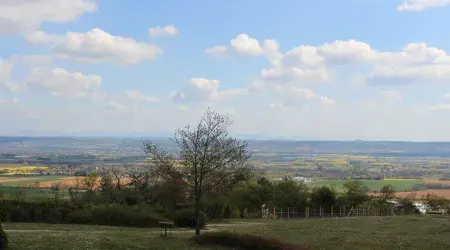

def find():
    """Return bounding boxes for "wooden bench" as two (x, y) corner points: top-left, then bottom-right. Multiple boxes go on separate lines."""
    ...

(158, 221), (174, 237)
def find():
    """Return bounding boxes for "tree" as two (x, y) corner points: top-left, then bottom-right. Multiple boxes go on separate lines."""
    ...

(379, 184), (395, 201)
(83, 172), (98, 192)
(310, 186), (337, 207)
(424, 193), (449, 211)
(273, 176), (309, 208)
(143, 108), (251, 235)
(343, 180), (369, 206)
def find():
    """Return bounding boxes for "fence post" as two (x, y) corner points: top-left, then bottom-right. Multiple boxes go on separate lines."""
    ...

(288, 207), (290, 219)
(281, 208), (283, 220)
(331, 206), (334, 217)
(306, 207), (309, 219)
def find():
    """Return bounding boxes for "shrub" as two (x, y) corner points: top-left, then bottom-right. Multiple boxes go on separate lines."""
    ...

(242, 208), (249, 218)
(193, 232), (307, 250)
(0, 221), (7, 249)
(68, 205), (164, 228)
(43, 209), (63, 224)
(67, 210), (92, 224)
(9, 206), (30, 222)
(222, 204), (231, 219)
(174, 209), (206, 229)
(231, 207), (240, 218)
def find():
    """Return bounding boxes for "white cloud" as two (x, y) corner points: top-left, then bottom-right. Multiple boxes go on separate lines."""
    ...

(381, 90), (403, 101)
(172, 78), (246, 103)
(0, 0), (97, 35)
(26, 67), (104, 99)
(27, 29), (162, 64)
(148, 25), (179, 37)
(205, 46), (228, 56)
(0, 98), (19, 105)
(230, 34), (280, 56)
(444, 93), (450, 99)
(320, 96), (336, 105)
(253, 40), (450, 91)
(398, 0), (450, 11)
(125, 90), (159, 103)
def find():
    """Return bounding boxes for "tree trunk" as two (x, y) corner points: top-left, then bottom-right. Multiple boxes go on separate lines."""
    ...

(195, 198), (201, 235)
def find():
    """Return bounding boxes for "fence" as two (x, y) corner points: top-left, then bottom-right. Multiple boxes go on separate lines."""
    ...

(261, 204), (407, 219)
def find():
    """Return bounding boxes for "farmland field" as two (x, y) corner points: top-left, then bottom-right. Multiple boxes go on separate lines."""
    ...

(0, 176), (69, 186)
(395, 189), (450, 199)
(3, 216), (450, 249)
(308, 179), (424, 192)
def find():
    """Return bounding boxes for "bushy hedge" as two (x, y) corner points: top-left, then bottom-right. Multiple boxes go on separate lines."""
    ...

(0, 200), (166, 228)
(193, 232), (307, 250)
(174, 208), (206, 229)
(0, 221), (7, 249)
(67, 205), (165, 228)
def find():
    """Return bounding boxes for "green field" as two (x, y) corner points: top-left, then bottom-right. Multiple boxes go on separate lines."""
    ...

(3, 216), (450, 249)
(0, 176), (68, 186)
(0, 187), (70, 199)
(308, 179), (424, 192)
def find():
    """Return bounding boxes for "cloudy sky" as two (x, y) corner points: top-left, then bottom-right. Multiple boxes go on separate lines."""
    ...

(1, 0), (450, 141)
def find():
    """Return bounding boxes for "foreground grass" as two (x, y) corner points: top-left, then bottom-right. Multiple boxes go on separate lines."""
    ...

(228, 216), (450, 249)
(3, 215), (450, 249)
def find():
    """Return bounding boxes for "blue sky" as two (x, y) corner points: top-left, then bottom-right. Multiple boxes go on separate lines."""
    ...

(1, 0), (450, 141)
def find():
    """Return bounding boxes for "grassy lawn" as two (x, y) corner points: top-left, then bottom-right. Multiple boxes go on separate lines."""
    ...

(2, 216), (450, 249)
(309, 179), (424, 192)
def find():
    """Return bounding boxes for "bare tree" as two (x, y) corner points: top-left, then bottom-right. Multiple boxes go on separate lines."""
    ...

(143, 108), (251, 235)
(68, 176), (84, 202)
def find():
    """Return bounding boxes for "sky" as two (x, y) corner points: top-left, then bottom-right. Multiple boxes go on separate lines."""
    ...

(2, 0), (450, 141)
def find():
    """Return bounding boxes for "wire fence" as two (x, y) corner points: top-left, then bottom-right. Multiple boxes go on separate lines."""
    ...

(261, 204), (415, 219)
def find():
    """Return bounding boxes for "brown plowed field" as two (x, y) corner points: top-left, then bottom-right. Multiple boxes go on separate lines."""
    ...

(394, 189), (450, 199)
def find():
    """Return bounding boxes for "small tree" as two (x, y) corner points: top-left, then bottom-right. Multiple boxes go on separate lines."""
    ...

(343, 180), (369, 206)
(83, 172), (99, 192)
(144, 108), (251, 235)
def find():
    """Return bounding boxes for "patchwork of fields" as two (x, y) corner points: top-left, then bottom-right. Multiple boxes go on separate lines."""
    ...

(308, 178), (424, 192)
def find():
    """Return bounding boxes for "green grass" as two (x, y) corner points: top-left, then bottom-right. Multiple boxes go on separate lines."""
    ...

(226, 216), (450, 249)
(1, 187), (70, 199)
(3, 223), (222, 250)
(309, 179), (424, 192)
(3, 216), (450, 249)
(0, 176), (68, 186)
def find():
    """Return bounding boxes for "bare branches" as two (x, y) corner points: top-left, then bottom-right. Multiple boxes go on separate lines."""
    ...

(143, 108), (252, 235)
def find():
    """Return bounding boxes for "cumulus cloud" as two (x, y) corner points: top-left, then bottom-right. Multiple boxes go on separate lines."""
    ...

(148, 25), (179, 37)
(206, 34), (280, 58)
(27, 29), (162, 64)
(172, 78), (247, 103)
(398, 0), (450, 11)
(252, 40), (450, 91)
(25, 67), (104, 99)
(125, 90), (159, 103)
(0, 0), (97, 35)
